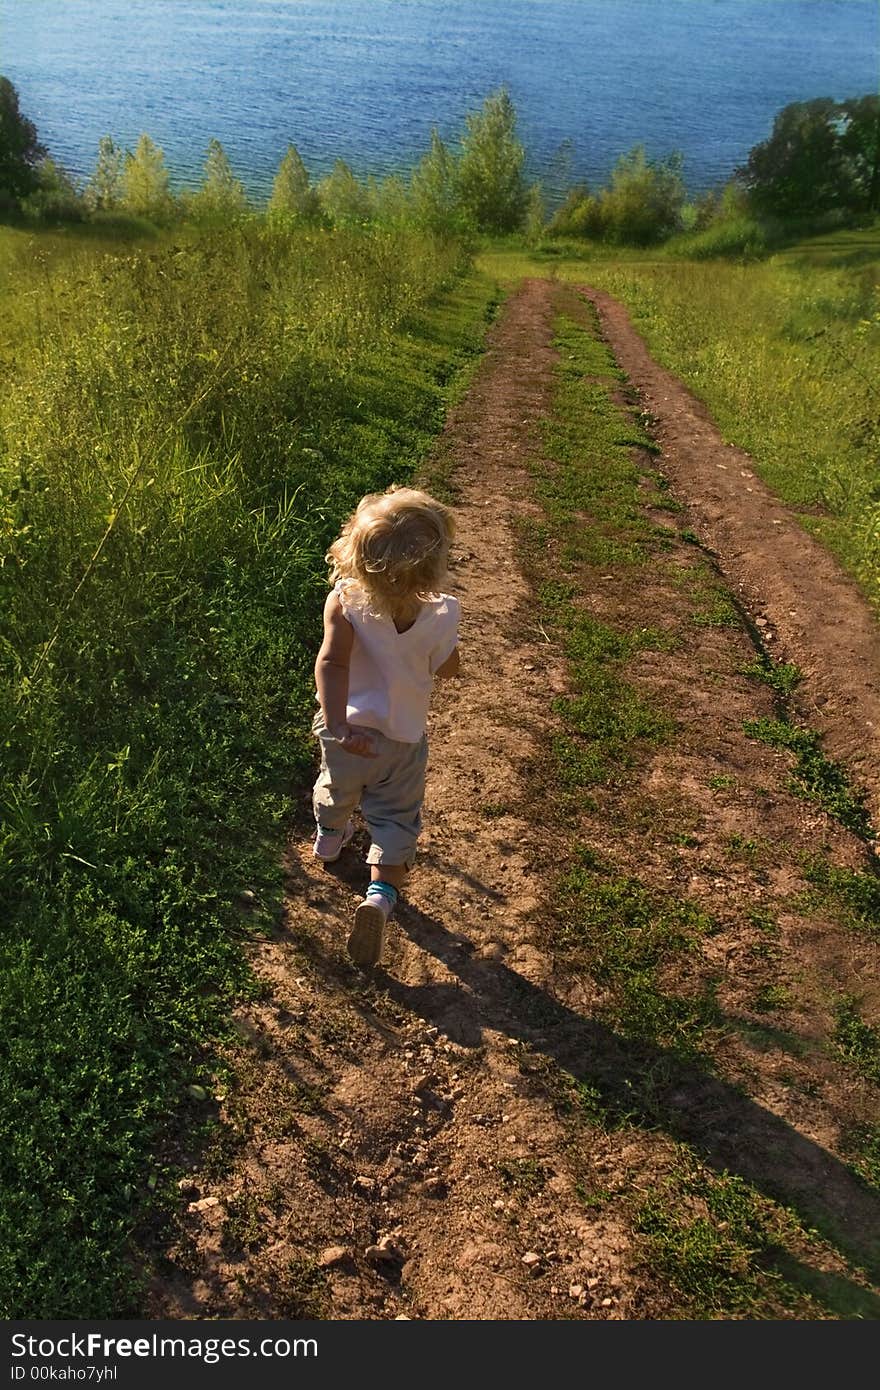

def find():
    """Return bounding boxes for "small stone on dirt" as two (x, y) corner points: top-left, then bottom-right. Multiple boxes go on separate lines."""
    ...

(569, 1283), (584, 1300)
(521, 1252), (542, 1269)
(177, 1179), (199, 1199)
(318, 1245), (350, 1268)
(187, 1196), (221, 1213)
(366, 1235), (404, 1265)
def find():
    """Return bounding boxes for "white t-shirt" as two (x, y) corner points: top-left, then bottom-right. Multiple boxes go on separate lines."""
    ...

(334, 581), (460, 743)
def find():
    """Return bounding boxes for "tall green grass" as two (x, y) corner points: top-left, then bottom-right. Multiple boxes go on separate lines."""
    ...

(0, 220), (493, 1315)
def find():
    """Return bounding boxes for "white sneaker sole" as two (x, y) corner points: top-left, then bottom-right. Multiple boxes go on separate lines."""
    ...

(313, 823), (355, 864)
(347, 901), (388, 967)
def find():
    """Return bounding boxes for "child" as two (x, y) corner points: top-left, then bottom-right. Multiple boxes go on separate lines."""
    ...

(312, 485), (461, 966)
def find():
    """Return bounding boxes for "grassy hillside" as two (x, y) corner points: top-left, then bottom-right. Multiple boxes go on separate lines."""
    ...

(0, 220), (497, 1316)
(480, 222), (880, 610)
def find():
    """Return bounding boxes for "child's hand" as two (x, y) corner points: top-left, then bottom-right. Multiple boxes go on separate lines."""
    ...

(331, 723), (378, 757)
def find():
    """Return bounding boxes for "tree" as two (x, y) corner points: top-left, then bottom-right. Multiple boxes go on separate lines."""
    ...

(548, 183), (603, 239)
(0, 76), (46, 205)
(191, 138), (247, 219)
(83, 135), (124, 213)
(523, 182), (546, 247)
(737, 98), (852, 217)
(367, 173), (410, 227)
(410, 128), (460, 233)
(456, 87), (528, 233)
(839, 94), (880, 214)
(122, 133), (175, 222)
(598, 146), (685, 245)
(690, 179), (750, 231)
(316, 159), (370, 224)
(22, 157), (82, 221)
(267, 142), (318, 220)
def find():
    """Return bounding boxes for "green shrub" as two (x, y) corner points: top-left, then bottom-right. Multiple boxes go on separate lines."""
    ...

(666, 216), (772, 260)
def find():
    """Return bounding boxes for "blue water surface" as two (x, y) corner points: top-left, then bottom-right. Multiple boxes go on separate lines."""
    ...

(3, 0), (879, 202)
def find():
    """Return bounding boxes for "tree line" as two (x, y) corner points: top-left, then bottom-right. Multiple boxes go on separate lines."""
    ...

(1, 75), (878, 245)
(547, 96), (879, 246)
(0, 79), (534, 236)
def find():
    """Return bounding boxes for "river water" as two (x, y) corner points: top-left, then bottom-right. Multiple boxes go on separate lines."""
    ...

(4, 0), (879, 202)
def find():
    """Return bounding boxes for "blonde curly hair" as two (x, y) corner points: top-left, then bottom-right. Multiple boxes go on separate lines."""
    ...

(327, 486), (454, 619)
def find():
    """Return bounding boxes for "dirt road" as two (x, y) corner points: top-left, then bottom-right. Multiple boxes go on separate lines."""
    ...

(150, 279), (880, 1321)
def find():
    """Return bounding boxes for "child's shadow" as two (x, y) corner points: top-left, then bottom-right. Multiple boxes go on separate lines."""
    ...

(369, 899), (880, 1313)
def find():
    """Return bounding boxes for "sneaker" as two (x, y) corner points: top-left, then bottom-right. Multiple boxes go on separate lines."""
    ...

(346, 887), (396, 967)
(313, 819), (355, 863)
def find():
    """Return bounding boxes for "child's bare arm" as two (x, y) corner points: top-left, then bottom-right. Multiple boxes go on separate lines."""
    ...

(434, 645), (460, 679)
(315, 592), (377, 757)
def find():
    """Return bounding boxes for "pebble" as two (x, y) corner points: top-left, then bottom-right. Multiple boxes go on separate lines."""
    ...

(366, 1235), (404, 1265)
(569, 1284), (584, 1300)
(177, 1179), (199, 1199)
(318, 1245), (350, 1268)
(521, 1252), (542, 1269)
(354, 1175), (377, 1194)
(187, 1196), (221, 1213)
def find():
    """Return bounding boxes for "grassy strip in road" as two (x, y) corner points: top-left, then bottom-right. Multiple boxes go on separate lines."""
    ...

(516, 287), (880, 1319)
(520, 300), (721, 1061)
(480, 227), (880, 612)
